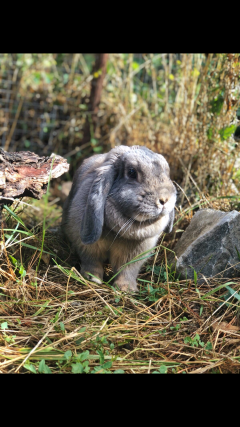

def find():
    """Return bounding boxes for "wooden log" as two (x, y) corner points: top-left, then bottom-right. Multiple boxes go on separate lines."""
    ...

(0, 148), (69, 206)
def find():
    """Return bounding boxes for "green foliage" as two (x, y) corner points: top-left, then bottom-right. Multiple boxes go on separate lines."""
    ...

(207, 127), (213, 140)
(76, 350), (90, 362)
(202, 281), (238, 299)
(24, 360), (53, 374)
(235, 247), (240, 261)
(138, 282), (168, 302)
(38, 359), (52, 374)
(24, 363), (37, 374)
(184, 334), (204, 348)
(205, 342), (213, 351)
(153, 365), (168, 374)
(50, 337), (123, 374)
(219, 285), (240, 308)
(71, 350), (91, 373)
(210, 94), (224, 115)
(138, 262), (176, 302)
(219, 124), (237, 141)
(1, 321), (16, 343)
(71, 362), (88, 374)
(91, 138), (103, 153)
(63, 350), (72, 361)
(170, 324), (181, 332)
(59, 322), (65, 332)
(1, 53), (239, 195)
(1, 322), (8, 330)
(146, 264), (167, 281)
(92, 362), (113, 374)
(2, 334), (16, 344)
(24, 360), (55, 374)
(24, 140), (31, 148)
(194, 269), (198, 285)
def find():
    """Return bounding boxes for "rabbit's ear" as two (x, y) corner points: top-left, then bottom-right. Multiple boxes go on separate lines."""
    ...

(80, 160), (116, 245)
(164, 209), (175, 233)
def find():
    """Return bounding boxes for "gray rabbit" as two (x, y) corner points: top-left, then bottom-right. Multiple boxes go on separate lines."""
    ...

(61, 145), (176, 292)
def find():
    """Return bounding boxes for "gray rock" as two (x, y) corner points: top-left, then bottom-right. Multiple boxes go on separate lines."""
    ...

(171, 209), (240, 281)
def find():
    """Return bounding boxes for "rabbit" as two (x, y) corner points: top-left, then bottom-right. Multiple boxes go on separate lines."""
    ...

(61, 145), (176, 292)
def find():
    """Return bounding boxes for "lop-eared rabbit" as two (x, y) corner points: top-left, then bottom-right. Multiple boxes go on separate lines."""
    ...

(62, 145), (176, 292)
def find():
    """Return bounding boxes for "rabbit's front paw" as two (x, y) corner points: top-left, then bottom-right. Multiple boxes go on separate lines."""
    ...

(81, 266), (103, 284)
(114, 279), (138, 293)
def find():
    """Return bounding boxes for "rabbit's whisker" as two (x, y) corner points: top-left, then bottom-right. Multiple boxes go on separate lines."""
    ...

(108, 217), (134, 249)
(105, 223), (118, 237)
(120, 220), (135, 238)
(120, 214), (140, 238)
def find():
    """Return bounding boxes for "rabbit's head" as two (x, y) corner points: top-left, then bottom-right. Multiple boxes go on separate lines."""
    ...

(79, 145), (176, 245)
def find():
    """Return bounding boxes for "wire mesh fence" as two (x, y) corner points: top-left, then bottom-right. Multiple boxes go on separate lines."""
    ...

(0, 54), (94, 159)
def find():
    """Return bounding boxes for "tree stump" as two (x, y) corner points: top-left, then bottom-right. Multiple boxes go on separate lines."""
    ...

(0, 149), (69, 211)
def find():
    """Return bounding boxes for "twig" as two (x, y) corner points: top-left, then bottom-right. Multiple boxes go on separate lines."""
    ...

(4, 96), (24, 151)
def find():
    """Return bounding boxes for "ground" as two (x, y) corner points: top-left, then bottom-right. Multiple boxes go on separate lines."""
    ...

(0, 194), (240, 374)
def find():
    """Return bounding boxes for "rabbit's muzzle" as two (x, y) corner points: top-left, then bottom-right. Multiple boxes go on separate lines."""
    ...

(135, 194), (176, 222)
(133, 178), (176, 220)
(109, 175), (176, 223)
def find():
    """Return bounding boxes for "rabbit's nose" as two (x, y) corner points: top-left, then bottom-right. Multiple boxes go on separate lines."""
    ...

(159, 197), (168, 205)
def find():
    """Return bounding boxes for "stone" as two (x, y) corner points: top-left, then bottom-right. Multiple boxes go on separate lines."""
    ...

(171, 209), (240, 282)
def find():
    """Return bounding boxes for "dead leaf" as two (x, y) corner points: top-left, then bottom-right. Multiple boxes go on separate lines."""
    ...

(211, 321), (240, 332)
(41, 253), (50, 265)
(27, 267), (37, 282)
(190, 359), (224, 374)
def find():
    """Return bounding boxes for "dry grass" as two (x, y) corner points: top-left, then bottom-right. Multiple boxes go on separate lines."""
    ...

(1, 54), (240, 194)
(1, 54), (240, 373)
(0, 196), (240, 374)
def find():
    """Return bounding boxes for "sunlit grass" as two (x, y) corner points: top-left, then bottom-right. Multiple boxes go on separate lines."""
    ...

(0, 194), (240, 374)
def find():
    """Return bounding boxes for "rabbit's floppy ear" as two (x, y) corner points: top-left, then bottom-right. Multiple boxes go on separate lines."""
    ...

(80, 148), (125, 245)
(164, 209), (175, 233)
(80, 161), (114, 244)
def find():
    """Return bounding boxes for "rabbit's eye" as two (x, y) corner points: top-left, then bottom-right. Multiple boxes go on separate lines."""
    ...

(128, 168), (137, 179)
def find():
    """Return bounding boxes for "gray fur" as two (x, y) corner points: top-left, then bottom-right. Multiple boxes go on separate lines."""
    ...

(62, 145), (176, 292)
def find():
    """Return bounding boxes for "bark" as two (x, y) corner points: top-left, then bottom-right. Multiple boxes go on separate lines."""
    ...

(0, 148), (69, 205)
(82, 53), (108, 144)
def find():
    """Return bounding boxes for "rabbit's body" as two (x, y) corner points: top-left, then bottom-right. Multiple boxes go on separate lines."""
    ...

(62, 145), (176, 291)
